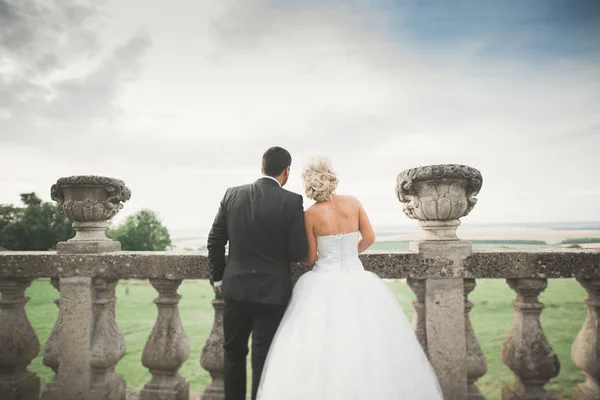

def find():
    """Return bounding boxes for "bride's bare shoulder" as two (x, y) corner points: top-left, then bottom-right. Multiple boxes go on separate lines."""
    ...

(305, 203), (319, 214)
(335, 194), (361, 206)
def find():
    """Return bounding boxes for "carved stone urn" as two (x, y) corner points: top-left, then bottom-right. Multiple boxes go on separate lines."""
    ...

(396, 164), (482, 240)
(51, 176), (131, 253)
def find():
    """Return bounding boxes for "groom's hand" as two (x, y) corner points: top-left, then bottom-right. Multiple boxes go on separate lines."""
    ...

(212, 280), (223, 295)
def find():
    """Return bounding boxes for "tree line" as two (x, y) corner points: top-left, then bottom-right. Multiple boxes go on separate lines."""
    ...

(560, 237), (600, 244)
(0, 193), (171, 251)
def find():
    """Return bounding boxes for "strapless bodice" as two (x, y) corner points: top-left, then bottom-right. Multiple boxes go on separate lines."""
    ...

(313, 231), (364, 273)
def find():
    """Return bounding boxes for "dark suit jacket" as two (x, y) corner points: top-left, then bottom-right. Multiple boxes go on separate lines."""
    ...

(207, 177), (308, 305)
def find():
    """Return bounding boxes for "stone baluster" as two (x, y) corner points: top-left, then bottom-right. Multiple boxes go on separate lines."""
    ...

(406, 278), (428, 354)
(571, 278), (600, 399)
(0, 278), (40, 400)
(464, 278), (487, 399)
(90, 278), (126, 400)
(40, 278), (61, 400)
(501, 278), (560, 399)
(140, 279), (190, 400)
(200, 294), (226, 400)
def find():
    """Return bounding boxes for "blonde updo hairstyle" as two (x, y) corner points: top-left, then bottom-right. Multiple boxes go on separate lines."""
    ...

(301, 156), (339, 202)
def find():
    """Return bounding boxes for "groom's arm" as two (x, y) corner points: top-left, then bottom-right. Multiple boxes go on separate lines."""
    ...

(207, 191), (229, 288)
(287, 194), (308, 261)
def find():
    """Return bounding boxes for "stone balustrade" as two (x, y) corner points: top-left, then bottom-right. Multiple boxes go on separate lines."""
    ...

(0, 168), (598, 400)
(1, 249), (599, 400)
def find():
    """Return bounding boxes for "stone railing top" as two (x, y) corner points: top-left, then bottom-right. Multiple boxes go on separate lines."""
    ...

(0, 249), (598, 280)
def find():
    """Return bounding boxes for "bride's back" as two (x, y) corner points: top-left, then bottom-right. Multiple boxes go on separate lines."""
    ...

(308, 194), (360, 237)
(300, 156), (375, 261)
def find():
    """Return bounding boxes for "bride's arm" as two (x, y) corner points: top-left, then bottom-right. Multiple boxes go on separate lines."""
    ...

(300, 211), (317, 265)
(357, 201), (376, 253)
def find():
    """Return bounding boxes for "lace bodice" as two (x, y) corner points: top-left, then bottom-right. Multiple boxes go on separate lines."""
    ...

(313, 231), (364, 273)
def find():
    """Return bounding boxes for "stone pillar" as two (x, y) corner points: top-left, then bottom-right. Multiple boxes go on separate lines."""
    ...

(50, 175), (131, 399)
(501, 278), (560, 400)
(140, 279), (190, 400)
(397, 164), (483, 399)
(90, 278), (126, 400)
(464, 278), (487, 399)
(200, 295), (226, 400)
(407, 278), (428, 353)
(571, 278), (600, 399)
(40, 278), (61, 400)
(57, 276), (95, 400)
(0, 278), (40, 400)
(419, 272), (468, 399)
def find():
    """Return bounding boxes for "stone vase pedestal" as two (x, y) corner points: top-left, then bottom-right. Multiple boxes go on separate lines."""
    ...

(45, 175), (131, 400)
(396, 164), (482, 242)
(51, 176), (131, 254)
(397, 164), (485, 400)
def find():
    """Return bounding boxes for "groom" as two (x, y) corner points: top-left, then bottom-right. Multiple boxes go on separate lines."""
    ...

(207, 146), (308, 400)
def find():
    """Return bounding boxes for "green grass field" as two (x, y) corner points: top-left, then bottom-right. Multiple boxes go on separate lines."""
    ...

(25, 278), (586, 399)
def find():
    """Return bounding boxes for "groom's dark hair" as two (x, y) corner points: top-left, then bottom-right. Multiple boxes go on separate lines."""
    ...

(262, 146), (292, 177)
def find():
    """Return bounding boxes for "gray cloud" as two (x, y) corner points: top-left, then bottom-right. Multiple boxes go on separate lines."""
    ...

(1, 0), (599, 230)
(44, 33), (151, 122)
(0, 1), (151, 144)
(0, 0), (100, 75)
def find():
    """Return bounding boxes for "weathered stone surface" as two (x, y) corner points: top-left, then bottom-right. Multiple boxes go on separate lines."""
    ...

(127, 391), (203, 400)
(140, 279), (190, 400)
(200, 296), (225, 400)
(571, 278), (600, 400)
(501, 278), (560, 400)
(396, 164), (483, 240)
(40, 278), (62, 400)
(51, 175), (131, 222)
(57, 276), (94, 400)
(410, 240), (472, 277)
(464, 278), (486, 400)
(90, 278), (126, 400)
(463, 249), (600, 279)
(0, 278), (40, 400)
(1, 249), (598, 280)
(425, 278), (467, 399)
(51, 175), (130, 253)
(407, 278), (427, 354)
(0, 250), (597, 400)
(0, 252), (212, 279)
(411, 237), (472, 399)
(58, 239), (121, 254)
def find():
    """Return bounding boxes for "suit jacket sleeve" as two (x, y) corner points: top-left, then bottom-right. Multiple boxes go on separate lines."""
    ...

(287, 194), (308, 262)
(207, 190), (229, 284)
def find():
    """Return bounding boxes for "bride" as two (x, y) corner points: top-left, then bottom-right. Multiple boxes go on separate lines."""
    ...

(256, 156), (443, 399)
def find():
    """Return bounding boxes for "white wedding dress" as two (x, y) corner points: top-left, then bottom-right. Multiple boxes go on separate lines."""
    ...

(257, 231), (443, 399)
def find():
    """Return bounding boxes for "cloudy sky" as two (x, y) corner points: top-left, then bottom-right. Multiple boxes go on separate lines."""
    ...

(1, 0), (599, 233)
